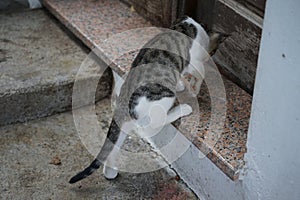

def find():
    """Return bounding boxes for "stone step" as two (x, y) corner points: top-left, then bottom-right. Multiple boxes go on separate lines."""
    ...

(42, 0), (252, 183)
(0, 9), (112, 126)
(0, 98), (197, 199)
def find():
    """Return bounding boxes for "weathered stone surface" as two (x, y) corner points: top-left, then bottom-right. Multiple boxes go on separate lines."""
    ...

(0, 9), (112, 126)
(0, 98), (197, 199)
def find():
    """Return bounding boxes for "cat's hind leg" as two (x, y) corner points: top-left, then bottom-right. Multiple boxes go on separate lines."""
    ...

(103, 121), (134, 179)
(103, 130), (127, 179)
(112, 71), (124, 97)
(69, 119), (126, 183)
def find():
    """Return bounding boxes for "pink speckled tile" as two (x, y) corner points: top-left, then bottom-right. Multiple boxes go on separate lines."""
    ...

(43, 0), (154, 73)
(178, 78), (252, 180)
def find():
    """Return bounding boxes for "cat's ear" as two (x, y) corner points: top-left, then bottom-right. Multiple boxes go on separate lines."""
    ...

(170, 15), (189, 28)
(208, 32), (229, 56)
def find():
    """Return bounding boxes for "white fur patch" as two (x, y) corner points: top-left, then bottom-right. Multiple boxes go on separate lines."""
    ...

(134, 96), (175, 138)
(184, 17), (209, 79)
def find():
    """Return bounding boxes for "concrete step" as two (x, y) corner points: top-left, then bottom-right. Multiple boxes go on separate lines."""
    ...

(0, 0), (29, 12)
(0, 98), (197, 199)
(0, 9), (112, 126)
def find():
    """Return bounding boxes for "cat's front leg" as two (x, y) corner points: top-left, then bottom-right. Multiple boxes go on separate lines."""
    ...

(176, 79), (185, 92)
(192, 76), (204, 97)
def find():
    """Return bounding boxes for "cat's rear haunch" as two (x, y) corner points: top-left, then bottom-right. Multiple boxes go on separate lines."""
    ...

(69, 16), (222, 184)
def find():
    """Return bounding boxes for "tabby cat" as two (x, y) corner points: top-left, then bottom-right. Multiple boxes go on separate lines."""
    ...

(69, 16), (221, 183)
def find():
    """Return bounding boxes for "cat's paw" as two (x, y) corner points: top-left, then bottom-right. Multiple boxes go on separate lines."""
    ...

(103, 165), (119, 180)
(180, 104), (193, 116)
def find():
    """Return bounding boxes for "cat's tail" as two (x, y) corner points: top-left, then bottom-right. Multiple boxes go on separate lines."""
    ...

(69, 159), (101, 184)
(69, 119), (121, 184)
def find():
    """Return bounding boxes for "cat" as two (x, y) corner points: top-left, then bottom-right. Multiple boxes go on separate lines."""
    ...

(69, 16), (222, 184)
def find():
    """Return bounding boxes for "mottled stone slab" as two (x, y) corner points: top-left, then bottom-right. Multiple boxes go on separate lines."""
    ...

(43, 0), (154, 74)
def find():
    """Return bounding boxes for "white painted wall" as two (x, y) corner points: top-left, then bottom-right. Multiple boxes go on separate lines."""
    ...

(151, 125), (244, 200)
(172, 144), (244, 200)
(150, 1), (300, 199)
(170, 1), (300, 199)
(243, 0), (300, 199)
